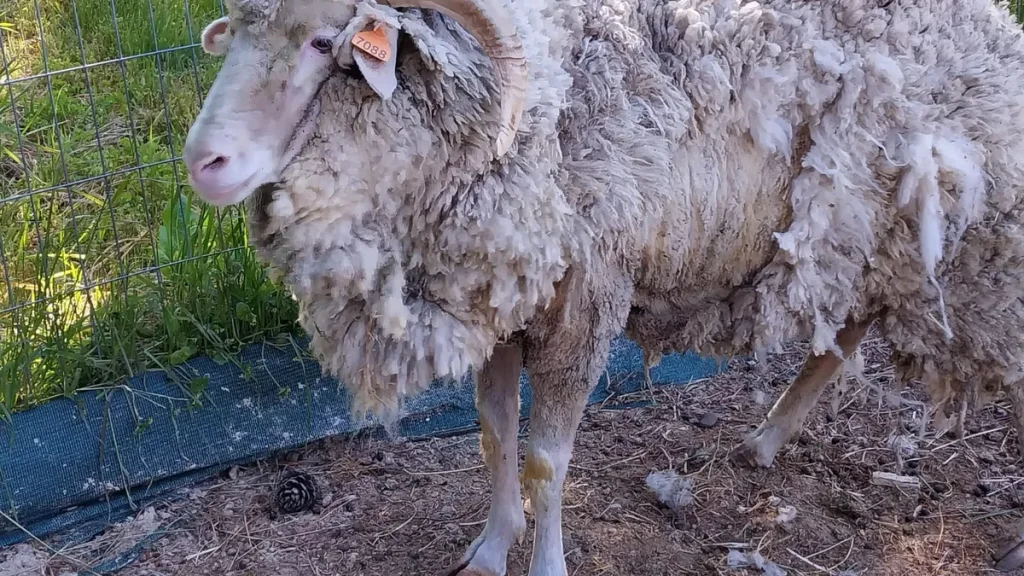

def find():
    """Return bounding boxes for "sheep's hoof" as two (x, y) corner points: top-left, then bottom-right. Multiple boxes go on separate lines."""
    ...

(730, 440), (769, 469)
(444, 562), (500, 576)
(993, 519), (1024, 572)
(731, 422), (788, 469)
(995, 540), (1024, 572)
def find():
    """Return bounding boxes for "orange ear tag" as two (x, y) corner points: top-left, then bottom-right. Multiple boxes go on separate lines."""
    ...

(351, 25), (392, 62)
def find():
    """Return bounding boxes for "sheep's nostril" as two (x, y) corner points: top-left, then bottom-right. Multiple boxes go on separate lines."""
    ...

(202, 156), (227, 172)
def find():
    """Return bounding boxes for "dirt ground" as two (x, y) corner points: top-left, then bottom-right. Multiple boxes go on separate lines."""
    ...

(8, 334), (1024, 576)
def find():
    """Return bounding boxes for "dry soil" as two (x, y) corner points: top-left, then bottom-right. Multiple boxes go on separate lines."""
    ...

(6, 335), (1024, 576)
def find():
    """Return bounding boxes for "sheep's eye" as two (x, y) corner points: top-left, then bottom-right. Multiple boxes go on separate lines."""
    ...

(311, 36), (333, 53)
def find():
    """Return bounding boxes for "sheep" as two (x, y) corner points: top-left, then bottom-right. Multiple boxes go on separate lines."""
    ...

(181, 0), (1024, 574)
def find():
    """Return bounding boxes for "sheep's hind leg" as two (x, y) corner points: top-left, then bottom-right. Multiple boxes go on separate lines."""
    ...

(731, 317), (873, 468)
(448, 343), (526, 576)
(996, 375), (1024, 569)
(1005, 381), (1024, 460)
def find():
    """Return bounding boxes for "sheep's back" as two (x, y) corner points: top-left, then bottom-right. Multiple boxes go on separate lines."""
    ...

(562, 0), (1024, 360)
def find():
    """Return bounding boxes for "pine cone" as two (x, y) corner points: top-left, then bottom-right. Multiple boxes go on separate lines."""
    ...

(273, 470), (320, 514)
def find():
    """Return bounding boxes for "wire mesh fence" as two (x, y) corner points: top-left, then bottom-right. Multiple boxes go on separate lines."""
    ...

(1, 0), (1024, 415)
(0, 0), (300, 414)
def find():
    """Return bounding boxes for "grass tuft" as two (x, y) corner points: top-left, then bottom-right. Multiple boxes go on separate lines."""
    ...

(0, 0), (298, 414)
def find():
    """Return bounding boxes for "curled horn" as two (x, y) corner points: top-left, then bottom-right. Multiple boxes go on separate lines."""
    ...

(379, 0), (527, 156)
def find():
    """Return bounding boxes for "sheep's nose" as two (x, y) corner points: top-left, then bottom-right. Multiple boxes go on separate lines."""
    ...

(187, 152), (230, 180)
(181, 127), (259, 205)
(183, 144), (249, 203)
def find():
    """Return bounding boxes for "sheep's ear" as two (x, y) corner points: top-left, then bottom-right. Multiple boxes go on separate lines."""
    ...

(201, 16), (233, 56)
(349, 21), (400, 100)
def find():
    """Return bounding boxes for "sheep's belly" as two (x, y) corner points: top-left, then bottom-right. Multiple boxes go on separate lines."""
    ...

(626, 280), (763, 358)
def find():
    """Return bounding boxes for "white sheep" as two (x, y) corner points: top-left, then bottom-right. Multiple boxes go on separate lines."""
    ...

(182, 0), (1024, 574)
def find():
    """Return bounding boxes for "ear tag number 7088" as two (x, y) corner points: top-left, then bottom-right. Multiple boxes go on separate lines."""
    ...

(352, 25), (391, 62)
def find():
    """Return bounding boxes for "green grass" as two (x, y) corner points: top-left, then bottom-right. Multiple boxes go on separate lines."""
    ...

(0, 0), (299, 414)
(0, 1), (1023, 415)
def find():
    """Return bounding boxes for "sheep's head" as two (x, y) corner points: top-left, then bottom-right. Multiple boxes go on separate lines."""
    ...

(182, 0), (527, 207)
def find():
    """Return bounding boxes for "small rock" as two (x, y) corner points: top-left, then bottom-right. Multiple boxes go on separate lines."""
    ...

(697, 412), (719, 428)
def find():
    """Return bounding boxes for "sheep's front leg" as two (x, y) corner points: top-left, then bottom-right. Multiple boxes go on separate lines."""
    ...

(521, 269), (631, 576)
(731, 317), (872, 468)
(450, 343), (527, 576)
(519, 364), (597, 576)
